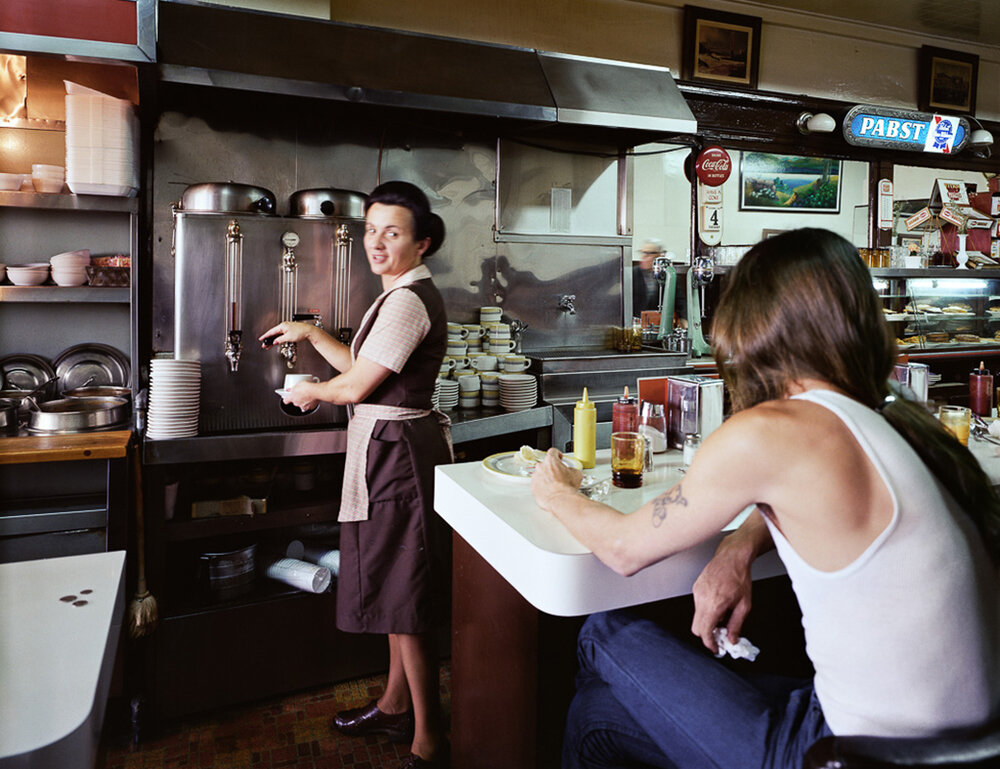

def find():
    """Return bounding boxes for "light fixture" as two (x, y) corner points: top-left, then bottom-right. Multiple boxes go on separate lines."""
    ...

(967, 118), (994, 158)
(796, 112), (837, 135)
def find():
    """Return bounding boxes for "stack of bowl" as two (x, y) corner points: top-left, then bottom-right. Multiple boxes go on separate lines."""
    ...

(0, 172), (24, 191)
(7, 263), (50, 286)
(31, 164), (65, 194)
(49, 249), (91, 286)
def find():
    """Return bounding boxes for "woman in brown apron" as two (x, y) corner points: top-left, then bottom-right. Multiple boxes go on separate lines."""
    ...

(260, 181), (451, 769)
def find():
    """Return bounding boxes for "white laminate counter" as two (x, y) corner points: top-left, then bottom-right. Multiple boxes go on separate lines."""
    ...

(436, 438), (1000, 618)
(0, 551), (126, 768)
(435, 449), (784, 617)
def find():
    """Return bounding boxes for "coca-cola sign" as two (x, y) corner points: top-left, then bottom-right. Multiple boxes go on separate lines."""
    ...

(695, 146), (732, 187)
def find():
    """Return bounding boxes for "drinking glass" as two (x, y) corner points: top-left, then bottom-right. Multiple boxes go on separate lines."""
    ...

(610, 432), (645, 488)
(939, 405), (971, 446)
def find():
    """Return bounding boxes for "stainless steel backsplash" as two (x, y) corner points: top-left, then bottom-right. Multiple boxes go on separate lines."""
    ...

(152, 90), (626, 356)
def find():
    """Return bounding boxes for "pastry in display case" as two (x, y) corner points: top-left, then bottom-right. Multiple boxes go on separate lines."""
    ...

(875, 276), (1000, 350)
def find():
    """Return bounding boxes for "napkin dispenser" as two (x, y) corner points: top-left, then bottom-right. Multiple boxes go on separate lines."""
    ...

(666, 375), (724, 449)
(891, 362), (929, 403)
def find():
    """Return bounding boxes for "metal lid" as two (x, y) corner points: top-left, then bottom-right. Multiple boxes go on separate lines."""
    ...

(179, 183), (277, 215)
(289, 188), (366, 219)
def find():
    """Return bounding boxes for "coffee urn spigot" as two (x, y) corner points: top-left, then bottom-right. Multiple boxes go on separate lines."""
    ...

(224, 219), (244, 372)
(509, 317), (529, 353)
(279, 231), (300, 369)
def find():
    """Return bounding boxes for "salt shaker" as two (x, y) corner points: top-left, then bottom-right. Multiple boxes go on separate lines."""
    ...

(683, 433), (701, 466)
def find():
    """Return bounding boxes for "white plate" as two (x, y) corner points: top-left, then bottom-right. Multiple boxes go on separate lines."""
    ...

(481, 450), (582, 482)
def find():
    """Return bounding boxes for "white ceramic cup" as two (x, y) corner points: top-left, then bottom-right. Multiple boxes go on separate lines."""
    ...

(480, 306), (502, 321)
(463, 324), (486, 339)
(472, 355), (498, 371)
(439, 358), (457, 374)
(446, 339), (469, 355)
(486, 322), (510, 338)
(453, 367), (476, 378)
(459, 396), (479, 409)
(447, 322), (469, 339)
(458, 374), (481, 392)
(480, 371), (500, 384)
(501, 356), (530, 372)
(446, 355), (472, 370)
(285, 373), (320, 389)
(489, 339), (517, 354)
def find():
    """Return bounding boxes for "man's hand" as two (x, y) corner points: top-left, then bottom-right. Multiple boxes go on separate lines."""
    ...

(530, 449), (583, 513)
(690, 508), (772, 653)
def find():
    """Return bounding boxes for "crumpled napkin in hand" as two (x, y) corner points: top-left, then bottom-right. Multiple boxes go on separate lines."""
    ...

(713, 627), (760, 661)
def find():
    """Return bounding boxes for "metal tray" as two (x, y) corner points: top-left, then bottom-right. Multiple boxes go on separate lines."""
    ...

(54, 344), (130, 390)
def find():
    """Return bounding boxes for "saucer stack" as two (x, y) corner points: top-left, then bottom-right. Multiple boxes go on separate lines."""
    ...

(65, 81), (139, 197)
(147, 358), (201, 439)
(434, 377), (460, 410)
(498, 373), (537, 412)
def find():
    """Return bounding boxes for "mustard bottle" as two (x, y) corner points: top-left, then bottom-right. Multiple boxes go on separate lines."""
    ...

(574, 387), (596, 469)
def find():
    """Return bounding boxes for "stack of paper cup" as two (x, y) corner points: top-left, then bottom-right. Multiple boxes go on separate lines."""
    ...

(265, 558), (331, 593)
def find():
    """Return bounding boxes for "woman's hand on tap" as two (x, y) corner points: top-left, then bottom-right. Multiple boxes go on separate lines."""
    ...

(259, 321), (314, 349)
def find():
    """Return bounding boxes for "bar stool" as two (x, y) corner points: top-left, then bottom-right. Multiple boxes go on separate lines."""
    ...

(804, 718), (1000, 768)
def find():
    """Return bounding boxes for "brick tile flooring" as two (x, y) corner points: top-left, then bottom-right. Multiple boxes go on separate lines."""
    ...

(99, 666), (450, 769)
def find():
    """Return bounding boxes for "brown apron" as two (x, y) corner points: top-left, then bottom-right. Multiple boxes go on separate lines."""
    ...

(335, 277), (451, 635)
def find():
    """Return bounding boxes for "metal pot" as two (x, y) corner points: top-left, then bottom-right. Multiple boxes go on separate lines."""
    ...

(63, 386), (132, 402)
(27, 396), (130, 434)
(0, 398), (17, 434)
(179, 183), (276, 215)
(289, 188), (366, 219)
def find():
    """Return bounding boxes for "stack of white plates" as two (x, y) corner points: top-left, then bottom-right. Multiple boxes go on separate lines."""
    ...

(435, 377), (459, 410)
(64, 81), (139, 197)
(499, 373), (537, 412)
(49, 249), (91, 286)
(147, 358), (201, 439)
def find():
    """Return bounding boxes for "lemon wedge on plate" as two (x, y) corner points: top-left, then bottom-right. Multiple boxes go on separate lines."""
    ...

(519, 445), (547, 464)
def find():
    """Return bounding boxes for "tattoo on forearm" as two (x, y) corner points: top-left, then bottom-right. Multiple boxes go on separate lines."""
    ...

(652, 485), (687, 528)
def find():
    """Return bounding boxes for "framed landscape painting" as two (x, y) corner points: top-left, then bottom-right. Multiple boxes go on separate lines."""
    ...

(740, 153), (842, 213)
(682, 5), (761, 89)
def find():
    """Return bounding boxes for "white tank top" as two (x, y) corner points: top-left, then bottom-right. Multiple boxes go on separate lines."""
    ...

(764, 389), (999, 736)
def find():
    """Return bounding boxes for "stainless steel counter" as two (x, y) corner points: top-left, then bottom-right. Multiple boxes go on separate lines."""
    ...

(142, 405), (553, 465)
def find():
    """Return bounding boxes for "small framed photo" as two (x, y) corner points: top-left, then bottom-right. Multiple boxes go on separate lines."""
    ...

(682, 5), (762, 89)
(740, 153), (842, 214)
(919, 46), (979, 115)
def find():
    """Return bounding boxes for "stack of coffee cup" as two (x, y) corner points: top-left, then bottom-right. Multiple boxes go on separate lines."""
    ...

(481, 372), (500, 407)
(464, 324), (486, 353)
(458, 374), (480, 408)
(480, 306), (503, 325)
(445, 325), (471, 377)
(500, 354), (531, 373)
(486, 322), (517, 356)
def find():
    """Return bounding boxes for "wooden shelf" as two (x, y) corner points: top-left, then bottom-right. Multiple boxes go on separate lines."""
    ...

(0, 285), (129, 303)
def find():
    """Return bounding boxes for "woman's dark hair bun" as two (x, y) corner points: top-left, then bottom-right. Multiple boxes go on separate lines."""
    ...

(365, 180), (446, 257)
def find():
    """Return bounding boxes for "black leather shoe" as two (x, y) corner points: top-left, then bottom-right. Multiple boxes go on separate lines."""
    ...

(398, 752), (445, 768)
(333, 699), (415, 743)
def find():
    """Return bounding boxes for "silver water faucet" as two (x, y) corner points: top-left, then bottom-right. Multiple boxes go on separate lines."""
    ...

(558, 294), (577, 315)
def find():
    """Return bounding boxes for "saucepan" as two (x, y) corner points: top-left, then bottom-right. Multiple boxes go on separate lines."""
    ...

(0, 398), (17, 434)
(63, 385), (132, 402)
(26, 396), (130, 434)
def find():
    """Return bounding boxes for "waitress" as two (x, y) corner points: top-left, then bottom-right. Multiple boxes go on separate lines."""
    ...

(260, 181), (451, 769)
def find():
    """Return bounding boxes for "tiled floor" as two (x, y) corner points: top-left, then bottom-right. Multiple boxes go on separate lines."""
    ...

(98, 665), (451, 769)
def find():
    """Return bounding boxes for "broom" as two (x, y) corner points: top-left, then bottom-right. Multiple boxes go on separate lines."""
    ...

(128, 446), (158, 638)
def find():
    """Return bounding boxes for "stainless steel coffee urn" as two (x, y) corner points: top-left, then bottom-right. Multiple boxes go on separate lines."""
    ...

(172, 183), (380, 434)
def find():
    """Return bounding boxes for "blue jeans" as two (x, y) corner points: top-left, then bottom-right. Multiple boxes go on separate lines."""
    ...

(563, 610), (831, 769)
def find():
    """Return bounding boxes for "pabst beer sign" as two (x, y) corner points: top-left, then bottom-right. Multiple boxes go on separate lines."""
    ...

(695, 146), (732, 187)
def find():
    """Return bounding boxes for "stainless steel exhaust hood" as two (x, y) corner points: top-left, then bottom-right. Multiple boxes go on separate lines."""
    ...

(156, 1), (697, 136)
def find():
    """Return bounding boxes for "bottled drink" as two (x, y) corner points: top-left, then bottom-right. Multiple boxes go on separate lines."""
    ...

(970, 361), (993, 417)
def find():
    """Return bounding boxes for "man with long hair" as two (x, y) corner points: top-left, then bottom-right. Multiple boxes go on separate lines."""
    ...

(532, 228), (1000, 769)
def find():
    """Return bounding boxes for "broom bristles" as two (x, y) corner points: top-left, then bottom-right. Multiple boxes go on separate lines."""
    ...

(128, 591), (159, 639)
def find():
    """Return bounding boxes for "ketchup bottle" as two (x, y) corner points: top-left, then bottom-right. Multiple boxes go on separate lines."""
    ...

(970, 361), (993, 417)
(612, 386), (639, 434)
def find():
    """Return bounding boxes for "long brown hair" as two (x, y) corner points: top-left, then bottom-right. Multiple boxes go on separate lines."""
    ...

(713, 228), (1000, 559)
